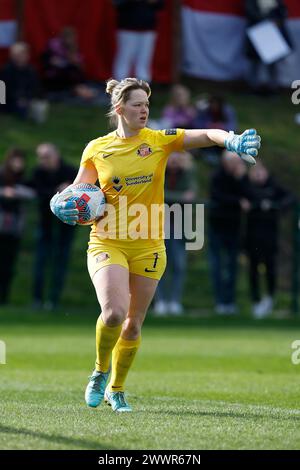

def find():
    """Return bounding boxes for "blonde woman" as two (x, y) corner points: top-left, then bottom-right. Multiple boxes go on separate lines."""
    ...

(50, 78), (261, 412)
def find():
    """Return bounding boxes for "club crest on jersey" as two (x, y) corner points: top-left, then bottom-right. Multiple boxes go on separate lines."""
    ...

(112, 176), (123, 192)
(137, 143), (152, 157)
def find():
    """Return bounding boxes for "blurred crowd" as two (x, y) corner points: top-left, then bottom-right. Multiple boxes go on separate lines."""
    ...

(0, 0), (296, 122)
(0, 29), (107, 123)
(0, 144), (77, 310)
(0, 1), (166, 121)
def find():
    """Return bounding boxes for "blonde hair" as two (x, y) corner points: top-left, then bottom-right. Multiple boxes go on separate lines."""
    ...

(106, 78), (151, 127)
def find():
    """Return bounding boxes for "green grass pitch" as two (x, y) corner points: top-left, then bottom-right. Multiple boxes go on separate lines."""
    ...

(1, 311), (300, 450)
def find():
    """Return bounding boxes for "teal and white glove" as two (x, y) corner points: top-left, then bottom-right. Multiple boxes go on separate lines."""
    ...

(224, 129), (261, 165)
(50, 190), (79, 226)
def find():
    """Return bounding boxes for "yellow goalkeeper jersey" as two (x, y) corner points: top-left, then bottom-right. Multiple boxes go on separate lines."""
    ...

(80, 127), (185, 247)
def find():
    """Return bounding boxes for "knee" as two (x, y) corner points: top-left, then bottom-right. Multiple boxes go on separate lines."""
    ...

(101, 303), (128, 326)
(122, 317), (142, 339)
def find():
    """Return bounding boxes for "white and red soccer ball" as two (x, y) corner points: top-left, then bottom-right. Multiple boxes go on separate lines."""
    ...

(62, 183), (106, 225)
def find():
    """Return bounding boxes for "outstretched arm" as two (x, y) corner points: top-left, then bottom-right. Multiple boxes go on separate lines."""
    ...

(183, 128), (261, 165)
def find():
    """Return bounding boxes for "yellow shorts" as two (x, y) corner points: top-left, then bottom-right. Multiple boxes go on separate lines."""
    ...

(87, 243), (167, 281)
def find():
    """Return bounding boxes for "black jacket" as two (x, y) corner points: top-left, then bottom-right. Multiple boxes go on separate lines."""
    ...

(245, 175), (295, 251)
(113, 0), (164, 31)
(208, 167), (252, 232)
(245, 0), (287, 25)
(30, 161), (77, 226)
(0, 61), (40, 112)
(244, 0), (292, 59)
(0, 170), (35, 237)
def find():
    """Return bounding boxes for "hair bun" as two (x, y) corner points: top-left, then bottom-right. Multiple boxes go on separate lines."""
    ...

(106, 79), (119, 95)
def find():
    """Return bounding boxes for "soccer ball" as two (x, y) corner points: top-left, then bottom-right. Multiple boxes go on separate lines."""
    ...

(63, 183), (106, 226)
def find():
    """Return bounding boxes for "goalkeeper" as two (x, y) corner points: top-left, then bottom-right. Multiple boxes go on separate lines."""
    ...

(50, 77), (261, 412)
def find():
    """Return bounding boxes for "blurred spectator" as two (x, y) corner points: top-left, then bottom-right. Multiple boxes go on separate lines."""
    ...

(0, 148), (35, 304)
(154, 151), (197, 316)
(41, 27), (98, 103)
(244, 161), (295, 318)
(208, 151), (252, 315)
(161, 84), (197, 128)
(0, 42), (41, 118)
(193, 95), (237, 165)
(194, 95), (237, 132)
(244, 0), (292, 93)
(30, 143), (77, 310)
(113, 0), (164, 82)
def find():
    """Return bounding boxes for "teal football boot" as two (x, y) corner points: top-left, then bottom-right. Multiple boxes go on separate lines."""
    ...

(104, 387), (132, 412)
(85, 369), (110, 408)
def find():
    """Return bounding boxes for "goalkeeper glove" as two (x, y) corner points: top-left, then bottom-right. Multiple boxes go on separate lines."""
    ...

(50, 189), (79, 226)
(224, 128), (261, 165)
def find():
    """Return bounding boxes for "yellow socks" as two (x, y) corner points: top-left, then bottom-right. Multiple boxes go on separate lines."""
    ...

(95, 315), (142, 391)
(95, 316), (122, 373)
(108, 336), (142, 392)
